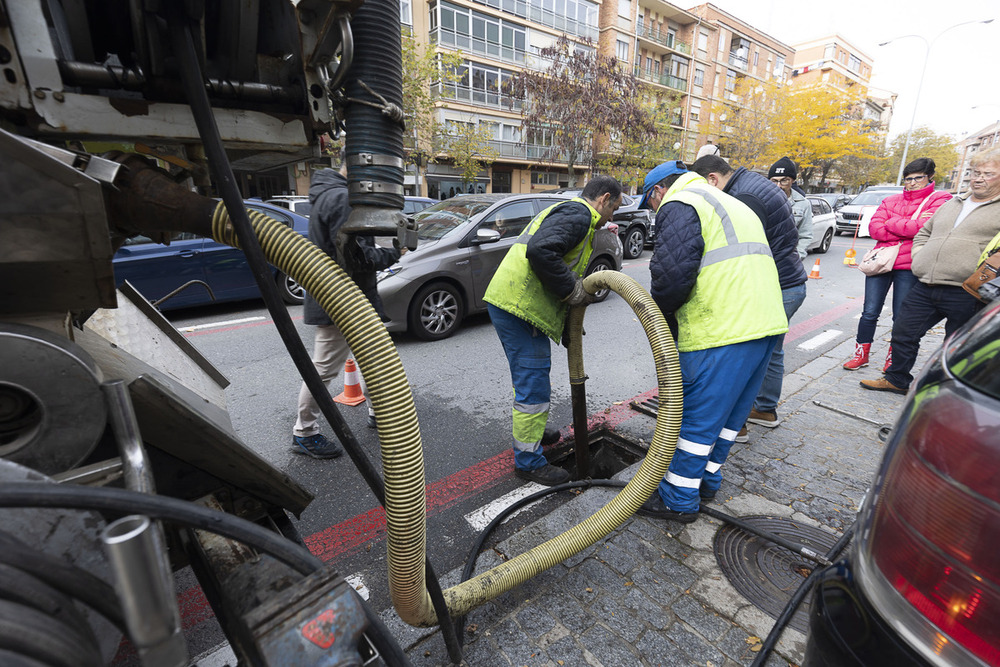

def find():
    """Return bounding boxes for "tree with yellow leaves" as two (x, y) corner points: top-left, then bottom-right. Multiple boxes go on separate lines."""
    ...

(701, 77), (785, 172)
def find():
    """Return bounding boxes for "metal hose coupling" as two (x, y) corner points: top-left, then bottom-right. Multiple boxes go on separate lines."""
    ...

(209, 204), (683, 627)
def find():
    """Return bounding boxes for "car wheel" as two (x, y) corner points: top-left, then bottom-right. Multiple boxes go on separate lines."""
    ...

(408, 282), (464, 341)
(584, 257), (614, 303)
(276, 271), (304, 305)
(816, 228), (834, 254)
(622, 226), (646, 259)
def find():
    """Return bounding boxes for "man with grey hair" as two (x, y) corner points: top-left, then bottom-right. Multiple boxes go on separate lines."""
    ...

(862, 147), (1000, 394)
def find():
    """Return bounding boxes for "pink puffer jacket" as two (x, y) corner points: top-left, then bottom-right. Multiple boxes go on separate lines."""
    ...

(867, 182), (952, 270)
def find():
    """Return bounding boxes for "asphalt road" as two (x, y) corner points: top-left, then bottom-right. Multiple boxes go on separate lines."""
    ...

(155, 233), (880, 662)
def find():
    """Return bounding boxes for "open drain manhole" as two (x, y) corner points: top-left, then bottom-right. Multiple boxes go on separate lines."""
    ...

(713, 516), (840, 634)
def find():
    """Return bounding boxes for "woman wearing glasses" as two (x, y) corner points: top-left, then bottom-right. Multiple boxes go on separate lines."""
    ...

(842, 157), (952, 371)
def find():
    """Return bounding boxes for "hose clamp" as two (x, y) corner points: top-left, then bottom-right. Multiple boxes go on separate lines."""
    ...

(349, 181), (405, 196)
(347, 153), (405, 169)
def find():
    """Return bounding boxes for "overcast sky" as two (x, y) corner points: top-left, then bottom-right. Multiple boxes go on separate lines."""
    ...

(677, 0), (1000, 141)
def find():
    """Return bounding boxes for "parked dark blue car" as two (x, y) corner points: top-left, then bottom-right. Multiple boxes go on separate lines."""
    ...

(112, 201), (308, 310)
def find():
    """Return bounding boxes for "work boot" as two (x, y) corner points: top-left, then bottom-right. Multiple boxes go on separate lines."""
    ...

(747, 409), (780, 428)
(860, 377), (908, 395)
(541, 427), (561, 447)
(367, 413), (377, 429)
(883, 345), (893, 373)
(292, 433), (344, 459)
(699, 485), (718, 501)
(636, 494), (699, 523)
(843, 342), (871, 370)
(734, 425), (749, 443)
(515, 464), (570, 487)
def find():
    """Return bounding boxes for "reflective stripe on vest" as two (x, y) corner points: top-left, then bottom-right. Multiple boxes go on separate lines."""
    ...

(689, 186), (773, 269)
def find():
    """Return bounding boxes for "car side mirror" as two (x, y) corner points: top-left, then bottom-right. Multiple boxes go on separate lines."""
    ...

(472, 228), (501, 245)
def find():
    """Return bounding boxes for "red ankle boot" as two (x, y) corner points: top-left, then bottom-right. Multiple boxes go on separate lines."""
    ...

(843, 342), (871, 370)
(883, 345), (893, 372)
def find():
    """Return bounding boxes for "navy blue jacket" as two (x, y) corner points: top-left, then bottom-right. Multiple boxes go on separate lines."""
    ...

(723, 168), (807, 289)
(649, 200), (704, 339)
(526, 201), (593, 300)
(303, 169), (400, 325)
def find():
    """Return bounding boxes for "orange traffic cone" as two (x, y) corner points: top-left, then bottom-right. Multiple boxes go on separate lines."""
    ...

(334, 359), (366, 406)
(808, 258), (822, 279)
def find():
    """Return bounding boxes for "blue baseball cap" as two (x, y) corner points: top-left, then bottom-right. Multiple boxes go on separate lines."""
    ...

(639, 160), (688, 210)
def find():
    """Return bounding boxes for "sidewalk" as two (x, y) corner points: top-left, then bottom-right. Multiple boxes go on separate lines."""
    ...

(386, 326), (944, 667)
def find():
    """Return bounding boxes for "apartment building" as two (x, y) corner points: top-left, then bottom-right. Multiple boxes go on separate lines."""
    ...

(403, 0), (800, 196)
(952, 121), (1000, 193)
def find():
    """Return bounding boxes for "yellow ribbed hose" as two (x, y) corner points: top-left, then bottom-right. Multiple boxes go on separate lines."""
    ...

(211, 204), (683, 626)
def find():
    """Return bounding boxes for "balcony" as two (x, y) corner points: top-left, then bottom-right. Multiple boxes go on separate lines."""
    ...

(429, 29), (526, 67)
(636, 25), (690, 54)
(633, 66), (687, 92)
(727, 52), (749, 71)
(486, 139), (568, 162)
(432, 82), (523, 111)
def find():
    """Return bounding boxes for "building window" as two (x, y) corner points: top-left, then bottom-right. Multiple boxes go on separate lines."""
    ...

(618, 0), (630, 18)
(697, 29), (708, 53)
(824, 44), (834, 60)
(693, 65), (704, 87)
(773, 54), (785, 78)
(848, 54), (861, 73)
(616, 39), (629, 62)
(753, 49), (759, 67)
(531, 171), (559, 185)
(400, 0), (413, 24)
(689, 100), (701, 122)
(434, 1), (527, 64)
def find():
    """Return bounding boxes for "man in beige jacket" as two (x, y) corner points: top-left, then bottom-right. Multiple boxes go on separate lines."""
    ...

(862, 148), (1000, 394)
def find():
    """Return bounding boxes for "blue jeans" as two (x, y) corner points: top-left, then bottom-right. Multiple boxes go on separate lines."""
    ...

(857, 269), (920, 344)
(753, 283), (806, 413)
(659, 336), (778, 512)
(488, 303), (553, 471)
(886, 283), (981, 388)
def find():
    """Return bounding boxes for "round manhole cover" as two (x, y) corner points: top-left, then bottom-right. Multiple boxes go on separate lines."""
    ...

(713, 515), (840, 634)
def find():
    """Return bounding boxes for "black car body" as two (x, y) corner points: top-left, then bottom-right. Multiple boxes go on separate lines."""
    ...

(804, 298), (1000, 666)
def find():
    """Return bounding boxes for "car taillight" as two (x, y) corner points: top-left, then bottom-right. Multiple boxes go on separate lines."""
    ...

(866, 390), (1000, 665)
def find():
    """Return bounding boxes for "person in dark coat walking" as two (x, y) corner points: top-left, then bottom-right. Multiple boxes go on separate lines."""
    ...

(292, 165), (400, 458)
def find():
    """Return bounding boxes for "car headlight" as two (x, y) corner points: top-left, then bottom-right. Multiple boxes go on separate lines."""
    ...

(377, 264), (402, 283)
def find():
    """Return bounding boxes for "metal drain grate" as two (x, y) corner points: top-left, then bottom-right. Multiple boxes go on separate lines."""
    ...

(713, 516), (840, 634)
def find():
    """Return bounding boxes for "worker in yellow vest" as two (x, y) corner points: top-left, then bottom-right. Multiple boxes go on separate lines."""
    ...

(638, 161), (787, 522)
(484, 176), (622, 486)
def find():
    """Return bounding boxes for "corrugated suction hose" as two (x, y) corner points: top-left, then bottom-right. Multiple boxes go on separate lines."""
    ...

(211, 204), (683, 626)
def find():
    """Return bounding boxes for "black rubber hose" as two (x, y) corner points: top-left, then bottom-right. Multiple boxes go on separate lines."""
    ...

(0, 484), (323, 575)
(0, 531), (125, 631)
(0, 599), (103, 667)
(344, 0), (404, 209)
(359, 589), (414, 667)
(750, 523), (856, 667)
(0, 562), (102, 658)
(166, 12), (455, 662)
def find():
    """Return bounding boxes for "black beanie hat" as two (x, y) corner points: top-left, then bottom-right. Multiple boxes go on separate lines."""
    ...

(768, 156), (797, 180)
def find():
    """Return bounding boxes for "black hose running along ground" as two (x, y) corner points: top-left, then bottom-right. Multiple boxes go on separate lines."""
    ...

(454, 477), (853, 650)
(165, 10), (446, 663)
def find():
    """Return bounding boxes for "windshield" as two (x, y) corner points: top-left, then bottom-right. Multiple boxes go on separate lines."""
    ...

(946, 301), (1000, 401)
(850, 191), (896, 207)
(413, 200), (493, 240)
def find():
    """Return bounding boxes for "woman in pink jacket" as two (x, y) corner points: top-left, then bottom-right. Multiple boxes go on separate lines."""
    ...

(843, 157), (952, 371)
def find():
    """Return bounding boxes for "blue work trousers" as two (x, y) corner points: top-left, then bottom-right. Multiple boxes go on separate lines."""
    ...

(659, 336), (778, 513)
(488, 303), (553, 471)
(753, 283), (806, 413)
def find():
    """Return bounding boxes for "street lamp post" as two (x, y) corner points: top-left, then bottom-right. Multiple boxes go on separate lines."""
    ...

(880, 19), (994, 185)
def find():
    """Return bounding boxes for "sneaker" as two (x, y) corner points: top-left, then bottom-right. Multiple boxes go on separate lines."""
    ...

(734, 425), (749, 443)
(636, 495), (699, 523)
(747, 409), (780, 428)
(292, 433), (344, 459)
(883, 345), (893, 373)
(514, 464), (570, 486)
(860, 377), (908, 395)
(541, 427), (561, 446)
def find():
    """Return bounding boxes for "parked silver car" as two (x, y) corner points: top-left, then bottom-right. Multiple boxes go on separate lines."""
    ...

(806, 196), (836, 254)
(377, 193), (624, 340)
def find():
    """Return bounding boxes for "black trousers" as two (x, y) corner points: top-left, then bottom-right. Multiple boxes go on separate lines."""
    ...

(885, 282), (981, 387)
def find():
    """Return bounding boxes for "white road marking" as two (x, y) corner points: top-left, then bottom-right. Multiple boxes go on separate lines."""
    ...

(797, 329), (843, 350)
(178, 316), (266, 332)
(346, 573), (370, 600)
(464, 482), (546, 531)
